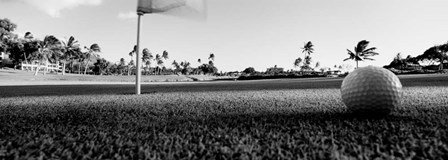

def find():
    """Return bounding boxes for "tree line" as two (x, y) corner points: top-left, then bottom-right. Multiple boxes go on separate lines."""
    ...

(0, 18), (219, 76)
(118, 47), (217, 76)
(292, 39), (447, 73)
(2, 17), (447, 76)
(1, 18), (101, 75)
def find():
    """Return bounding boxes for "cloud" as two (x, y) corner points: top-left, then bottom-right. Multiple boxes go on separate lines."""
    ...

(17, 0), (103, 18)
(118, 11), (138, 20)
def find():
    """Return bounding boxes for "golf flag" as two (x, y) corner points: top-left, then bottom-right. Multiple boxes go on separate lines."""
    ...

(137, 0), (206, 20)
(134, 0), (207, 95)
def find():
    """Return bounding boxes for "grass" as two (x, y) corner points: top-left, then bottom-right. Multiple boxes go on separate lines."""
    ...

(1, 84), (448, 159)
(0, 69), (236, 85)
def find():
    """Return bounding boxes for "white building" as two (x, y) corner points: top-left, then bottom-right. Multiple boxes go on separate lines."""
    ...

(0, 52), (4, 66)
(0, 52), (11, 67)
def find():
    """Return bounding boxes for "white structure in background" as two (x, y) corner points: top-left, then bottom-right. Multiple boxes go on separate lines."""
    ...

(20, 61), (62, 73)
(0, 52), (5, 66)
(0, 52), (12, 67)
(0, 52), (8, 67)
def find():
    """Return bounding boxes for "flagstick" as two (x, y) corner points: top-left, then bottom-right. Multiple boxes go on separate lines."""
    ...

(136, 14), (142, 95)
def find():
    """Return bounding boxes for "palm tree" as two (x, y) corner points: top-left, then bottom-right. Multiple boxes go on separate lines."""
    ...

(302, 41), (314, 55)
(119, 58), (126, 66)
(160, 50), (169, 74)
(157, 59), (164, 75)
(83, 43), (101, 74)
(162, 50), (169, 60)
(73, 50), (86, 74)
(195, 59), (202, 74)
(172, 60), (179, 68)
(392, 52), (406, 69)
(180, 61), (189, 67)
(129, 45), (136, 62)
(172, 60), (181, 74)
(293, 57), (302, 68)
(21, 32), (34, 63)
(301, 41), (314, 69)
(33, 35), (63, 76)
(118, 58), (126, 75)
(208, 53), (215, 67)
(180, 61), (191, 75)
(343, 40), (379, 68)
(61, 36), (81, 75)
(23, 38), (40, 67)
(209, 53), (215, 61)
(319, 68), (326, 73)
(142, 48), (153, 75)
(154, 54), (162, 75)
(128, 60), (135, 76)
(24, 32), (33, 40)
(144, 60), (151, 75)
(302, 56), (312, 71)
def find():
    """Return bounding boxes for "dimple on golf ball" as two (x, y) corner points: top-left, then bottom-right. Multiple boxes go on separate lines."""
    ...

(340, 65), (402, 115)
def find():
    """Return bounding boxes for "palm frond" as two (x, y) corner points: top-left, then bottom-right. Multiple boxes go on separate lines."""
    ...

(302, 41), (314, 55)
(364, 57), (375, 61)
(347, 49), (355, 56)
(24, 32), (33, 39)
(343, 58), (352, 61)
(363, 51), (379, 57)
(157, 59), (164, 65)
(355, 40), (369, 53)
(67, 36), (79, 47)
(162, 50), (169, 59)
(209, 53), (215, 61)
(294, 57), (302, 66)
(345, 49), (356, 62)
(61, 41), (67, 47)
(43, 35), (61, 47)
(89, 44), (101, 52)
(142, 48), (150, 57)
(363, 47), (376, 53)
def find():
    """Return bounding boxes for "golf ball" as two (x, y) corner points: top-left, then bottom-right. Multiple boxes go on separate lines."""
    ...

(340, 65), (402, 115)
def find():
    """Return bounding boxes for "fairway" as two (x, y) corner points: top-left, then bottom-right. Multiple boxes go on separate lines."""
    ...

(1, 74), (448, 159)
(1, 74), (448, 97)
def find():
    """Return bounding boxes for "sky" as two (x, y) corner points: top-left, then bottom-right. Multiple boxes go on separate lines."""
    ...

(1, 0), (448, 72)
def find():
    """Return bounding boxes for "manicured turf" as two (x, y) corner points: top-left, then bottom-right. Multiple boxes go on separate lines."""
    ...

(1, 74), (448, 97)
(1, 74), (448, 159)
(0, 69), (235, 86)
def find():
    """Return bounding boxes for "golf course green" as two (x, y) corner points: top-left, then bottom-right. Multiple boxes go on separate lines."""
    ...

(1, 71), (447, 159)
